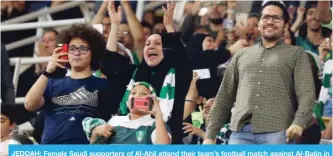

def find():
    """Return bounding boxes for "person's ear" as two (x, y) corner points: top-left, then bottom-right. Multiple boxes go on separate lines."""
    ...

(9, 123), (16, 131)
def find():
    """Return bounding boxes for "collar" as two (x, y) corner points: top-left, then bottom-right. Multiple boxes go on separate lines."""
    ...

(258, 39), (285, 49)
(128, 114), (153, 121)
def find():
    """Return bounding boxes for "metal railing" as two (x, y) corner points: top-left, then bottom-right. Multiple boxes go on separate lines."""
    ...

(10, 57), (50, 104)
(2, 1), (85, 24)
(1, 18), (86, 32)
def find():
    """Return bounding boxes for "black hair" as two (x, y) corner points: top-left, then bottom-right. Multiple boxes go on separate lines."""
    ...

(259, 1), (289, 23)
(1, 105), (15, 124)
(57, 24), (106, 71)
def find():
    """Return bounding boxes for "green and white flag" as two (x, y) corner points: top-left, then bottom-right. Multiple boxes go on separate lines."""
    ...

(313, 60), (332, 130)
(119, 68), (176, 122)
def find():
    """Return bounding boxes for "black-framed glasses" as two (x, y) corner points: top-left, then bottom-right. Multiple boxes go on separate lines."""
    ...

(68, 46), (90, 54)
(260, 14), (284, 23)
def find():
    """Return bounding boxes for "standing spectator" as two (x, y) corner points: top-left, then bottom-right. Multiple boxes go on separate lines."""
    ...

(203, 1), (315, 144)
(1, 43), (15, 106)
(296, 1), (332, 55)
(102, 1), (192, 144)
(24, 24), (117, 144)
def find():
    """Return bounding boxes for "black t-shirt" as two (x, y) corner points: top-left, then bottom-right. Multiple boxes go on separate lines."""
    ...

(41, 76), (116, 144)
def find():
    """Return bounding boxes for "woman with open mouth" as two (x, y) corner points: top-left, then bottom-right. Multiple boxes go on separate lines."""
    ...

(101, 1), (192, 144)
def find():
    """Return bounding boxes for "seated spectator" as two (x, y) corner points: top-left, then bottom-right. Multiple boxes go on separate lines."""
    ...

(83, 82), (171, 144)
(24, 24), (118, 144)
(102, 1), (191, 144)
(1, 105), (16, 156)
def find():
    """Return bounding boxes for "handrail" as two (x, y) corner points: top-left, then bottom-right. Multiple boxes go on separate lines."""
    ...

(1, 18), (86, 32)
(5, 36), (40, 51)
(10, 57), (50, 66)
(2, 1), (85, 24)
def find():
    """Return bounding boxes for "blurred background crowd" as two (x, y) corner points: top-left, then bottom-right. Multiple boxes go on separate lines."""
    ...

(0, 0), (332, 151)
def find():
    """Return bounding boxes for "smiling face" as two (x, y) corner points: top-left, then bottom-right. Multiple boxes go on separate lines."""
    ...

(306, 7), (321, 32)
(259, 5), (286, 42)
(144, 34), (164, 67)
(202, 36), (216, 51)
(68, 38), (92, 71)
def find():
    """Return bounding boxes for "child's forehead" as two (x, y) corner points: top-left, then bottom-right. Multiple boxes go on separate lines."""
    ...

(132, 85), (150, 91)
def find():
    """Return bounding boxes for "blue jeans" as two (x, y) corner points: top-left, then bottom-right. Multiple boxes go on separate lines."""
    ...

(323, 99), (332, 117)
(228, 124), (287, 144)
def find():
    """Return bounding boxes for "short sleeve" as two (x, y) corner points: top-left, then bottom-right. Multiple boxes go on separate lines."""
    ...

(43, 79), (53, 105)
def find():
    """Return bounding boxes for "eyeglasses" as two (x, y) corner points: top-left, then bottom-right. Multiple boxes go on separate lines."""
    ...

(68, 46), (90, 54)
(260, 14), (284, 23)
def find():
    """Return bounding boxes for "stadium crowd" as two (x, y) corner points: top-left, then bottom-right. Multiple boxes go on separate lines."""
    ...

(1, 0), (332, 154)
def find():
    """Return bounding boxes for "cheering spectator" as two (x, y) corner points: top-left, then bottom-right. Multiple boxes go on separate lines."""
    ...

(83, 82), (171, 144)
(296, 1), (332, 55)
(204, 1), (315, 144)
(24, 24), (118, 144)
(102, 1), (191, 144)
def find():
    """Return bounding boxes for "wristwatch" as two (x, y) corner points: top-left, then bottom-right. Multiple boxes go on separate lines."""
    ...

(41, 68), (53, 78)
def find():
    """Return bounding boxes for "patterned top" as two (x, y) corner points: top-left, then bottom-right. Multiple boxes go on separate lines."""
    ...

(206, 41), (316, 139)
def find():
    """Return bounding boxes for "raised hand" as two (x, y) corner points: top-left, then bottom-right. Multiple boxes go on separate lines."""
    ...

(162, 1), (176, 32)
(45, 47), (69, 73)
(108, 0), (122, 26)
(182, 122), (205, 137)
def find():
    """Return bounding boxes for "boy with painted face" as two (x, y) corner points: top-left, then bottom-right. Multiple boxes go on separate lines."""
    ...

(83, 82), (171, 144)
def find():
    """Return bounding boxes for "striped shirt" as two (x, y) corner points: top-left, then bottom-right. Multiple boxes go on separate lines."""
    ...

(205, 41), (316, 139)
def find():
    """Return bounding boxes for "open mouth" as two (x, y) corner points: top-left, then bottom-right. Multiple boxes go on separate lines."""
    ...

(148, 51), (158, 59)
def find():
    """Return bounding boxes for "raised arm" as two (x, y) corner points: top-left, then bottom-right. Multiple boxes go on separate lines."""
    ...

(121, 0), (145, 63)
(316, 1), (332, 25)
(91, 1), (108, 24)
(106, 0), (121, 52)
(162, 1), (176, 33)
(291, 6), (305, 33)
(25, 47), (68, 112)
(183, 72), (199, 120)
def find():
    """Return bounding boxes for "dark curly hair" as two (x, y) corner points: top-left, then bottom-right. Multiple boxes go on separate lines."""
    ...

(56, 24), (106, 71)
